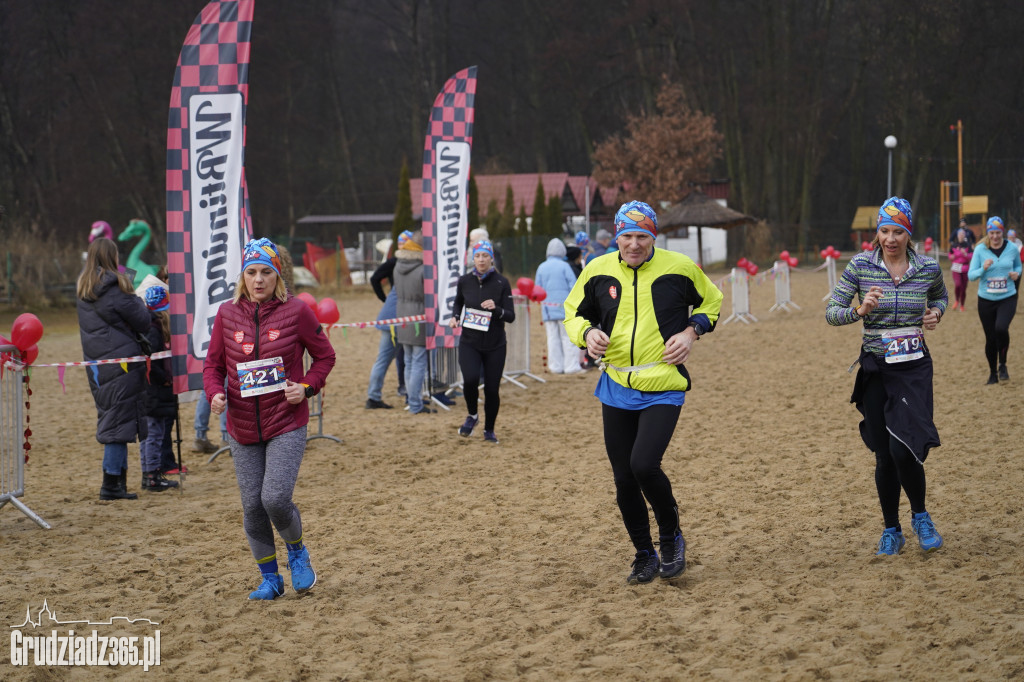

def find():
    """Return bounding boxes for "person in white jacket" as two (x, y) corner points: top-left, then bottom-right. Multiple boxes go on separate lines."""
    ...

(534, 238), (584, 374)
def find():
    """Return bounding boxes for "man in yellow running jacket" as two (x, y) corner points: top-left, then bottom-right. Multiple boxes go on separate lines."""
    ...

(563, 199), (723, 585)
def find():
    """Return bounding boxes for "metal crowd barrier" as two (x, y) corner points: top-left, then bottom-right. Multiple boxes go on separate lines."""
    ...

(502, 295), (545, 387)
(721, 268), (758, 325)
(0, 349), (51, 529)
(769, 261), (801, 313)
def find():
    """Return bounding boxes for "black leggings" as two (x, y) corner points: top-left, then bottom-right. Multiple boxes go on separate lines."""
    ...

(457, 343), (506, 432)
(862, 372), (926, 529)
(602, 403), (682, 553)
(977, 296), (1016, 372)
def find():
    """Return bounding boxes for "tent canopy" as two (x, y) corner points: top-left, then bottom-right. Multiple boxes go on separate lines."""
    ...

(657, 191), (755, 267)
(658, 190), (755, 232)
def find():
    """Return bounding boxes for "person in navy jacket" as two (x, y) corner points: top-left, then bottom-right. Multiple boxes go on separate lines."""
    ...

(205, 238), (336, 600)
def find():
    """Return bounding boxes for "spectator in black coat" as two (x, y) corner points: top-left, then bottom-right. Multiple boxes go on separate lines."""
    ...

(76, 238), (151, 501)
(139, 285), (179, 492)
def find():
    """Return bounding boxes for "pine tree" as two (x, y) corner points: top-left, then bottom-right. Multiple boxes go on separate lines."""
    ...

(467, 175), (480, 233)
(496, 184), (516, 238)
(392, 158), (413, 242)
(531, 176), (547, 236)
(518, 204), (529, 236)
(485, 199), (500, 235)
(546, 195), (563, 237)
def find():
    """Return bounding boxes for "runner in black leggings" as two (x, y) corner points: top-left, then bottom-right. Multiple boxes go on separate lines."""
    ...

(602, 404), (683, 555)
(449, 240), (515, 444)
(564, 200), (723, 585)
(968, 217), (1022, 383)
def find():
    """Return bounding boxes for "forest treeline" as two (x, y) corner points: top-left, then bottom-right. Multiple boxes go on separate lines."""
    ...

(1, 0), (1022, 258)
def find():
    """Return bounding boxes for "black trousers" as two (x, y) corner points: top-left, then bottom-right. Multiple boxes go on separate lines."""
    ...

(457, 343), (506, 432)
(601, 403), (682, 553)
(977, 295), (1017, 372)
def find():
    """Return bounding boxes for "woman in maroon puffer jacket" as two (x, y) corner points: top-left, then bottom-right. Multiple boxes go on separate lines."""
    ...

(204, 238), (336, 601)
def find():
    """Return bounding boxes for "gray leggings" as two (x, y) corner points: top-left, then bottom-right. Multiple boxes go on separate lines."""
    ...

(229, 426), (307, 564)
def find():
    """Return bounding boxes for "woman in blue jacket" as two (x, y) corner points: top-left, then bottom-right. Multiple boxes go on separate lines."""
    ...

(534, 238), (583, 374)
(968, 216), (1022, 384)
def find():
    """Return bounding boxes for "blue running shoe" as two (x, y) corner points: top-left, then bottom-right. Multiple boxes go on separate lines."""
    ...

(911, 512), (943, 552)
(659, 532), (686, 579)
(876, 527), (905, 556)
(458, 415), (478, 437)
(626, 550), (660, 585)
(483, 430), (499, 444)
(288, 546), (317, 591)
(248, 573), (285, 600)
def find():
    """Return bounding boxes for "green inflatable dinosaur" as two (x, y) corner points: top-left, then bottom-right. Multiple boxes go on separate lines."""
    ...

(117, 219), (160, 287)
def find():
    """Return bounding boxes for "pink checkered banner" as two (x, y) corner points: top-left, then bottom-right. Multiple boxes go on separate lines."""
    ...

(421, 66), (477, 350)
(166, 0), (255, 393)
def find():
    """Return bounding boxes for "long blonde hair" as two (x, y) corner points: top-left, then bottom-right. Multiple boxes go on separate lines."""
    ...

(77, 238), (134, 300)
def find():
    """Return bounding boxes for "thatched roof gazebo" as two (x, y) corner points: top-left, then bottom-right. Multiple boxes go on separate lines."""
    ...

(659, 190), (755, 267)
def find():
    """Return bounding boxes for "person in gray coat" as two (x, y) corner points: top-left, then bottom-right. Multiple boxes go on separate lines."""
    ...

(394, 230), (432, 414)
(76, 238), (152, 500)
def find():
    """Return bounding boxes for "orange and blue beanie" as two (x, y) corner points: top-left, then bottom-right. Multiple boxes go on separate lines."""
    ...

(877, 197), (914, 235)
(242, 237), (282, 276)
(614, 201), (658, 240)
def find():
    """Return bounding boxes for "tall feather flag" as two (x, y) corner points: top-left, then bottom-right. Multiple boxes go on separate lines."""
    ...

(421, 67), (477, 350)
(166, 0), (255, 393)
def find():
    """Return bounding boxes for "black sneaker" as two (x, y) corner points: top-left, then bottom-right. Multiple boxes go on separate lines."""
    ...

(626, 550), (660, 585)
(365, 398), (393, 409)
(659, 532), (686, 579)
(999, 364), (1009, 381)
(483, 430), (499, 444)
(986, 373), (999, 385)
(458, 415), (478, 437)
(142, 472), (179, 492)
(410, 406), (435, 414)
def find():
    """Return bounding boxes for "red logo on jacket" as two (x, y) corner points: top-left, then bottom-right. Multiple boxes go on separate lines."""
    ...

(234, 331), (245, 343)
(268, 329), (280, 342)
(609, 285), (618, 300)
(242, 342), (254, 355)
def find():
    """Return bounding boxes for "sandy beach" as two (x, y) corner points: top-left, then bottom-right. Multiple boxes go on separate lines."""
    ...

(1, 263), (1022, 680)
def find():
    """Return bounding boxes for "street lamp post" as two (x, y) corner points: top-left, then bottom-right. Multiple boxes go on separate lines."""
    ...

(884, 135), (898, 197)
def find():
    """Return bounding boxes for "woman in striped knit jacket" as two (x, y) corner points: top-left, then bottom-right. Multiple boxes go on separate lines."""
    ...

(826, 197), (948, 557)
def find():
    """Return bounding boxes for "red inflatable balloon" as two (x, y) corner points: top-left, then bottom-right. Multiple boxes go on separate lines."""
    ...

(316, 298), (340, 325)
(297, 292), (317, 311)
(787, 256), (799, 268)
(0, 334), (11, 364)
(10, 313), (43, 351)
(516, 277), (534, 297)
(17, 344), (38, 365)
(530, 285), (547, 303)
(820, 249), (828, 259)
(511, 288), (522, 297)
(746, 262), (759, 276)
(737, 257), (749, 268)
(861, 240), (871, 251)
(779, 250), (790, 260)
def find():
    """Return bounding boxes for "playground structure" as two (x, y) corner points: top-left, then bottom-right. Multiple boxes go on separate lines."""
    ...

(117, 219), (160, 287)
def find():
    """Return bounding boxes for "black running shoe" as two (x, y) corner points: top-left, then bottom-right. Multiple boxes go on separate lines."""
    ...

(999, 364), (1009, 381)
(458, 415), (478, 437)
(986, 373), (999, 385)
(626, 550), (660, 585)
(659, 532), (686, 579)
